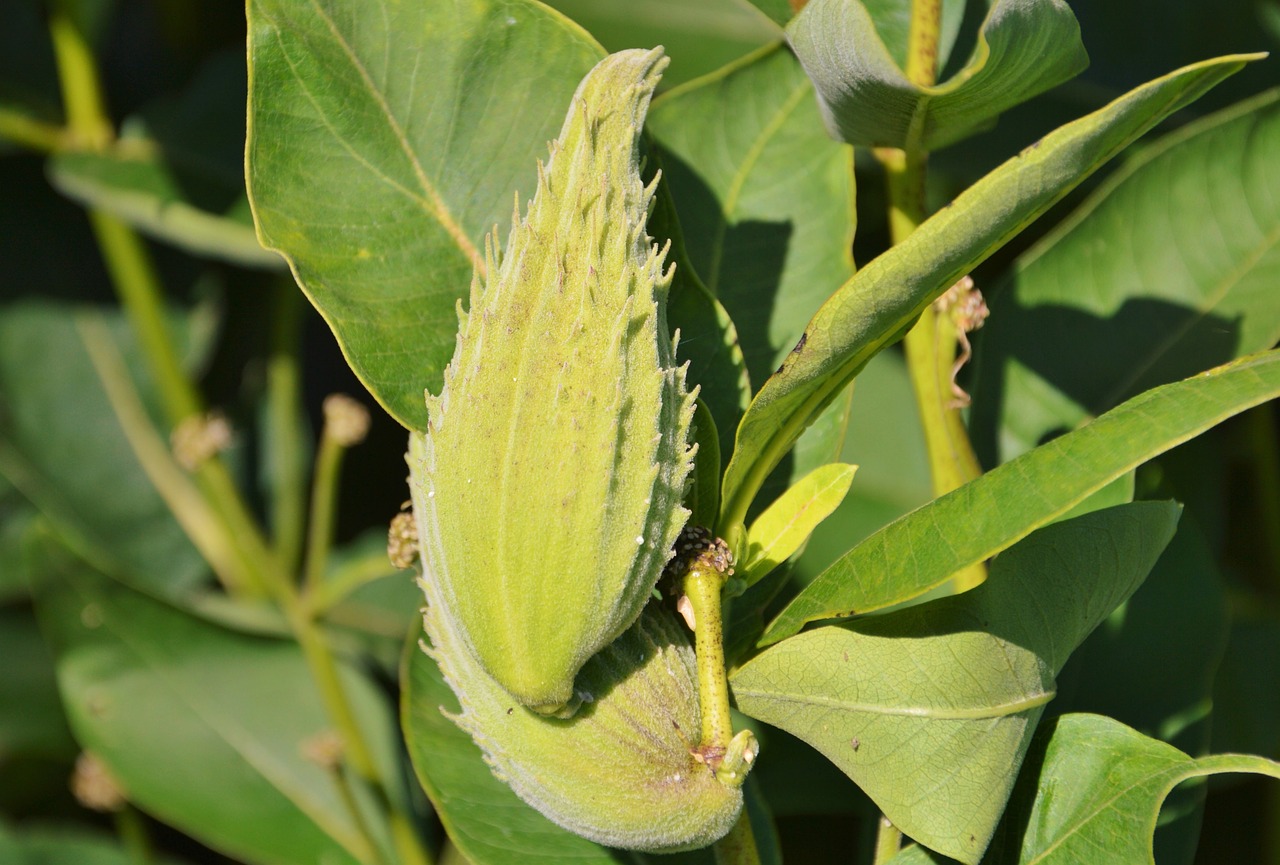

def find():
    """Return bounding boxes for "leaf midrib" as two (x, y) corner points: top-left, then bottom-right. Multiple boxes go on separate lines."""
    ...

(732, 683), (1055, 720)
(265, 0), (483, 273)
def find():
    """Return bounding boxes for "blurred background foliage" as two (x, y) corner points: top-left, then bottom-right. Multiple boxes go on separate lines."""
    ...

(1, 0), (1278, 863)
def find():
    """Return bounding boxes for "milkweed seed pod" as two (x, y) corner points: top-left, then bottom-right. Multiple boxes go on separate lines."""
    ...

(411, 443), (741, 847)
(411, 47), (697, 713)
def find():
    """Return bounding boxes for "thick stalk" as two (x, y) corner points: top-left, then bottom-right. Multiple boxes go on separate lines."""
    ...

(0, 107), (65, 152)
(266, 284), (308, 573)
(114, 805), (153, 865)
(303, 433), (346, 594)
(682, 548), (761, 865)
(883, 0), (985, 591)
(872, 815), (902, 864)
(684, 564), (735, 750)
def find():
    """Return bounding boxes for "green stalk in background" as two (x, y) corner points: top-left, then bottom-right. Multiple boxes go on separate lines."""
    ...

(878, 0), (986, 593)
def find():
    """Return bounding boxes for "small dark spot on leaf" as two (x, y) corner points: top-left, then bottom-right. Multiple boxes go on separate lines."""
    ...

(792, 332), (808, 354)
(506, 707), (514, 715)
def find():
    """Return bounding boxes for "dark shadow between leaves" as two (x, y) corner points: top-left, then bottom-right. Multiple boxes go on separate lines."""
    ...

(971, 294), (1242, 466)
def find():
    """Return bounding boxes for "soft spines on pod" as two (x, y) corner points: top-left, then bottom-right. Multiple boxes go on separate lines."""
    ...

(411, 439), (741, 849)
(413, 46), (697, 713)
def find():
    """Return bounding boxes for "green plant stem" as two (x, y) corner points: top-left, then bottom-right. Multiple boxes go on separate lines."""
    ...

(0, 107), (65, 152)
(288, 602), (433, 865)
(329, 763), (386, 865)
(268, 283), (308, 573)
(873, 815), (902, 864)
(682, 561), (761, 865)
(684, 564), (735, 751)
(48, 1), (112, 151)
(303, 428), (347, 595)
(880, 0), (985, 592)
(114, 805), (153, 865)
(49, 3), (285, 601)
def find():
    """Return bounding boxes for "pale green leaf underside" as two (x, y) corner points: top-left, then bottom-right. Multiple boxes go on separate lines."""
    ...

(719, 53), (1258, 531)
(734, 502), (1179, 863)
(988, 713), (1280, 865)
(246, 0), (604, 429)
(763, 348), (1280, 645)
(787, 0), (1087, 149)
(973, 88), (1280, 463)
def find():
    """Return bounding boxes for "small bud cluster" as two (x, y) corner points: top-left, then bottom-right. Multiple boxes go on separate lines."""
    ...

(323, 393), (371, 446)
(387, 507), (418, 569)
(665, 525), (735, 584)
(170, 411), (232, 470)
(70, 752), (126, 813)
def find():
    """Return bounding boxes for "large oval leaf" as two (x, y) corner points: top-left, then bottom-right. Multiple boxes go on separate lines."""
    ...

(733, 501), (1179, 863)
(761, 348), (1280, 645)
(972, 88), (1280, 463)
(246, 0), (604, 429)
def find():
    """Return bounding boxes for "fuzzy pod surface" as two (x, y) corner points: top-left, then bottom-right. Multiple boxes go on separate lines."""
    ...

(412, 47), (696, 712)
(411, 435), (741, 848)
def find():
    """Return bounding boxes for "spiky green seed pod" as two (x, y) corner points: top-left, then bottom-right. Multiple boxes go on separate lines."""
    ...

(411, 438), (741, 848)
(412, 47), (696, 713)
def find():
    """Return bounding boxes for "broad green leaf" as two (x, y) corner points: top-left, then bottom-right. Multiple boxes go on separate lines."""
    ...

(786, 0), (1087, 149)
(49, 53), (279, 268)
(762, 348), (1280, 645)
(0, 824), (183, 865)
(741, 463), (856, 587)
(246, 0), (604, 429)
(720, 54), (1259, 535)
(972, 88), (1280, 463)
(1057, 470), (1134, 521)
(648, 43), (855, 389)
(0, 302), (212, 601)
(734, 502), (1180, 863)
(32, 533), (399, 865)
(401, 634), (623, 865)
(541, 0), (779, 87)
(983, 713), (1280, 865)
